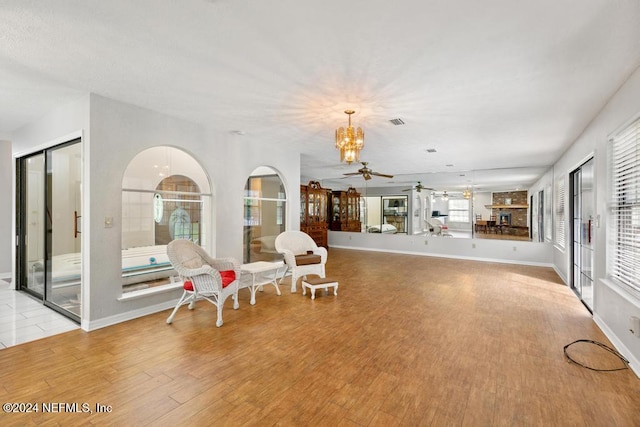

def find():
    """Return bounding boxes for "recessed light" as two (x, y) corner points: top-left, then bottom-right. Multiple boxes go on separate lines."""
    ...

(230, 130), (246, 135)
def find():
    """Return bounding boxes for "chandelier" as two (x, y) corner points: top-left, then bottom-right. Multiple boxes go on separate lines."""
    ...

(463, 188), (472, 199)
(335, 110), (364, 164)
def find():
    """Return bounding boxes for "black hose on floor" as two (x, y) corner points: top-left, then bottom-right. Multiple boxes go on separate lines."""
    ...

(563, 339), (629, 372)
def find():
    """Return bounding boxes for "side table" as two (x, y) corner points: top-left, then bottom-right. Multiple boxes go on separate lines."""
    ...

(240, 260), (285, 305)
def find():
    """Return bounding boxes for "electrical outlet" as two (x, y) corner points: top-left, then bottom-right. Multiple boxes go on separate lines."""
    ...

(513, 246), (517, 251)
(424, 240), (428, 245)
(630, 316), (640, 337)
(472, 243), (476, 249)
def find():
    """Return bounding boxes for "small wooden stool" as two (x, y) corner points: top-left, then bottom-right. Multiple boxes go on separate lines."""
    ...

(301, 276), (338, 300)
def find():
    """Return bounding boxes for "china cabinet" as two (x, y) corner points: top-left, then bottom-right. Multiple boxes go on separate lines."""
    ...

(300, 181), (329, 247)
(330, 187), (361, 232)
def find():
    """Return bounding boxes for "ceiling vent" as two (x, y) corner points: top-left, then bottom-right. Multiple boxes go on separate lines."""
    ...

(389, 118), (405, 126)
(425, 148), (437, 153)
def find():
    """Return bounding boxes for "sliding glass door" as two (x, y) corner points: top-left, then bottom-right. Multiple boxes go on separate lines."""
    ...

(16, 138), (82, 321)
(570, 158), (595, 311)
(19, 153), (46, 296)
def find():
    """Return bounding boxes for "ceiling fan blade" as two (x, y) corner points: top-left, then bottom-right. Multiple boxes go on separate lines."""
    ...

(343, 172), (362, 176)
(371, 172), (394, 178)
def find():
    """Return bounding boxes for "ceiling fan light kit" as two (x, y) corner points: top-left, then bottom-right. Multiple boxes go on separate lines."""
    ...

(343, 162), (393, 181)
(335, 110), (364, 164)
(402, 181), (433, 192)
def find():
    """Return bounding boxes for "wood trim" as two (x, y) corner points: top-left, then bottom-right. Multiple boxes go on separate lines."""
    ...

(485, 204), (529, 209)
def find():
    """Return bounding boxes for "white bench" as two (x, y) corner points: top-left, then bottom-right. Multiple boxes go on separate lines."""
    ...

(301, 276), (338, 300)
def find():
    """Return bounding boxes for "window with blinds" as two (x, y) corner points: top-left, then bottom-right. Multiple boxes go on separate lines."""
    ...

(448, 199), (470, 223)
(555, 176), (565, 248)
(609, 116), (640, 296)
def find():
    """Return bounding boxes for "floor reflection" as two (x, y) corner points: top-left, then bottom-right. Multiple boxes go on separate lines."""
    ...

(419, 229), (531, 241)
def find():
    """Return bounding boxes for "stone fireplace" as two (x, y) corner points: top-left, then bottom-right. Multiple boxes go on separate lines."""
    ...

(498, 212), (511, 225)
(488, 191), (529, 236)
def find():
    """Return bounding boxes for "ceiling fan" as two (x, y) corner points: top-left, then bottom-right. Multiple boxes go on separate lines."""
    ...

(343, 162), (393, 181)
(402, 181), (433, 193)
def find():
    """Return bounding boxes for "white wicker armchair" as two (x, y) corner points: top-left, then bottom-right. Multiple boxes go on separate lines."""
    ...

(166, 240), (241, 327)
(275, 231), (327, 292)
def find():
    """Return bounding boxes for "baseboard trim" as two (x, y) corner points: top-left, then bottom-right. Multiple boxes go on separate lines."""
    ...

(552, 264), (568, 285)
(329, 245), (553, 268)
(82, 300), (176, 331)
(593, 313), (640, 378)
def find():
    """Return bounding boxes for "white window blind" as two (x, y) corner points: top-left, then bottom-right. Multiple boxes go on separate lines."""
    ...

(448, 199), (470, 223)
(555, 176), (565, 248)
(609, 117), (640, 295)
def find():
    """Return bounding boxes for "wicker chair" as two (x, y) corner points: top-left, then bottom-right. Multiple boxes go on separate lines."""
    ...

(425, 218), (452, 237)
(166, 240), (241, 327)
(431, 218), (452, 236)
(275, 231), (327, 293)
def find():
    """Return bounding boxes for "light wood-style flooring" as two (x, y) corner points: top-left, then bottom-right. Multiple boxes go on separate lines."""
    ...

(1, 249), (639, 426)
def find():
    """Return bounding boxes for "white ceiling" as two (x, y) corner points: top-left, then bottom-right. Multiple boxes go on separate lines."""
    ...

(1, 0), (639, 192)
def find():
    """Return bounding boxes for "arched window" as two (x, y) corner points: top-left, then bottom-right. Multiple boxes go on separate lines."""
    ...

(122, 147), (211, 292)
(154, 175), (201, 245)
(243, 167), (286, 263)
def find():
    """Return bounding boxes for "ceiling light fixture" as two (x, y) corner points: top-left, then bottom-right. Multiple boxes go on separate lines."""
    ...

(335, 110), (364, 164)
(463, 187), (472, 199)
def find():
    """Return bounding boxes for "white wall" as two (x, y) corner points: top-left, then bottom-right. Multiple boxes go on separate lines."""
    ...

(547, 66), (640, 374)
(430, 194), (448, 217)
(0, 140), (12, 277)
(329, 231), (552, 266)
(363, 196), (381, 228)
(410, 191), (423, 235)
(472, 192), (492, 220)
(8, 93), (300, 331)
(11, 95), (89, 155)
(86, 94), (299, 329)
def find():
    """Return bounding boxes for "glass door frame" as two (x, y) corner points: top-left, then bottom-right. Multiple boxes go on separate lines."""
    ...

(15, 137), (82, 323)
(15, 152), (45, 301)
(569, 157), (595, 312)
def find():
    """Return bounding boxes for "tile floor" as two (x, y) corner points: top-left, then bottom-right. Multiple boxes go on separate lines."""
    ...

(0, 279), (79, 349)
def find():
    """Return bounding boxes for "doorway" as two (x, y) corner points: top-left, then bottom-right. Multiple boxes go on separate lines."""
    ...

(16, 138), (82, 322)
(243, 168), (286, 264)
(570, 158), (595, 311)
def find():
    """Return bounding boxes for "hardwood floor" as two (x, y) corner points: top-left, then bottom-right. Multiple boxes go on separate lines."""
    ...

(1, 248), (639, 426)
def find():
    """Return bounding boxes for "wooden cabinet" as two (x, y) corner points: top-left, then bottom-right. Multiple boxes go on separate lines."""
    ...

(330, 187), (361, 232)
(300, 181), (329, 248)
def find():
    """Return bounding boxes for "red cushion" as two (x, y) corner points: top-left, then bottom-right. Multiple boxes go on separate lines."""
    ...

(183, 271), (236, 290)
(220, 270), (236, 288)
